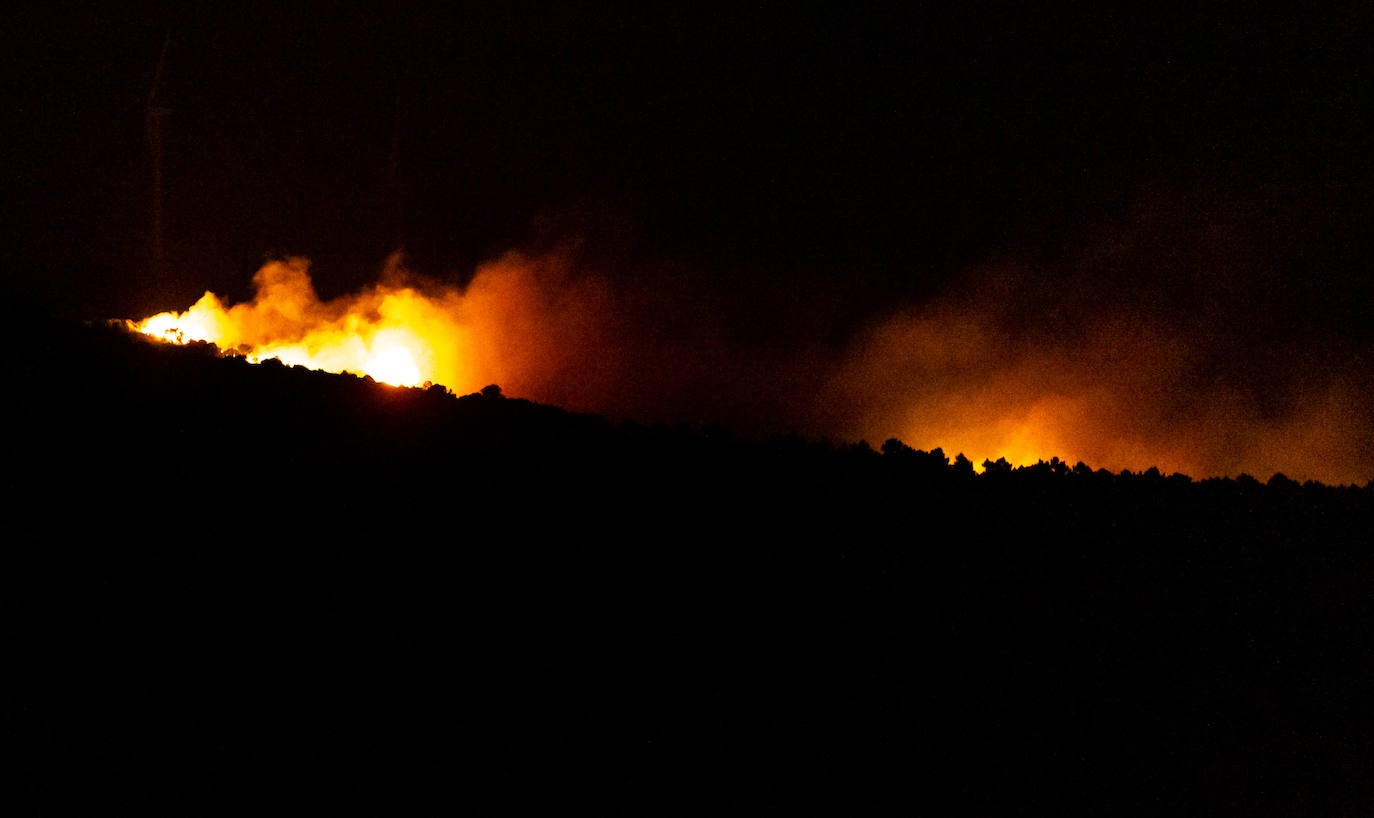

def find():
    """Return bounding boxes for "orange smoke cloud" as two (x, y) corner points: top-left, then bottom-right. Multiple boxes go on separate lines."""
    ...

(133, 252), (620, 400)
(130, 249), (797, 428)
(131, 227), (1373, 486)
(813, 200), (1374, 486)
(824, 307), (1371, 485)
(822, 303), (1235, 478)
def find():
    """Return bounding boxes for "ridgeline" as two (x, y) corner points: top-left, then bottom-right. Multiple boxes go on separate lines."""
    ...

(12, 318), (1374, 815)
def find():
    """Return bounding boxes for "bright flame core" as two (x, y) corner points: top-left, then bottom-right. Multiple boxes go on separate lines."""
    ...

(127, 252), (1372, 486)
(364, 336), (424, 387)
(131, 258), (459, 389)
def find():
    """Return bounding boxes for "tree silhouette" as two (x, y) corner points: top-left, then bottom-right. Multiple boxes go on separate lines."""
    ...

(12, 317), (1374, 816)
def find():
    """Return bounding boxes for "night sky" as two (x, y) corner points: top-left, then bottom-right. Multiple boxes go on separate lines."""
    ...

(11, 9), (1374, 809)
(6, 2), (1372, 478)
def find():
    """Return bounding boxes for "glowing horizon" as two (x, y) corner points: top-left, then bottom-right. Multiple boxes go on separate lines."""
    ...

(126, 253), (1371, 487)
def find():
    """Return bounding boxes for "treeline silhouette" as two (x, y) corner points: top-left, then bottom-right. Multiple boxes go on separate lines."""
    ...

(11, 316), (1374, 816)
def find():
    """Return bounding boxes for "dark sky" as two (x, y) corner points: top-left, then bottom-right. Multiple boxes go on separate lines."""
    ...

(6, 2), (1371, 479)
(7, 3), (1366, 321)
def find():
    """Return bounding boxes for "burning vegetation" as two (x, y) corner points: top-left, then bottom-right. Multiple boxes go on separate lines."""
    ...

(129, 236), (1373, 487)
(134, 256), (469, 388)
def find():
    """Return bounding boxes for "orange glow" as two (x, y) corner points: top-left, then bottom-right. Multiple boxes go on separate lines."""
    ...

(813, 282), (1373, 484)
(363, 336), (424, 387)
(127, 252), (1372, 486)
(132, 260), (460, 388)
(129, 252), (624, 403)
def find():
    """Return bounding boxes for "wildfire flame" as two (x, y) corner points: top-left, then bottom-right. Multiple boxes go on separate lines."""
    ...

(129, 251), (623, 407)
(127, 250), (1372, 486)
(132, 257), (476, 388)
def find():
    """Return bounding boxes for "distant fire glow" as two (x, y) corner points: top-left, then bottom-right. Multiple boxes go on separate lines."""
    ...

(129, 250), (1371, 486)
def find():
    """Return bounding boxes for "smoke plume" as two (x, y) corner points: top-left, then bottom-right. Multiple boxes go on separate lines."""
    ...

(133, 183), (1373, 485)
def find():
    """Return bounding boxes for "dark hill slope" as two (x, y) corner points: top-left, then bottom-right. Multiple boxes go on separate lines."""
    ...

(10, 318), (1374, 816)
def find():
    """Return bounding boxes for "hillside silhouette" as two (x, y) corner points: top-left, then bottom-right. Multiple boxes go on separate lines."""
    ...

(11, 317), (1374, 816)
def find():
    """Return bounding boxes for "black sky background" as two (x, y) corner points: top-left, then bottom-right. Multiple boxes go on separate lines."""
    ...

(12, 7), (1374, 811)
(5, 2), (1371, 368)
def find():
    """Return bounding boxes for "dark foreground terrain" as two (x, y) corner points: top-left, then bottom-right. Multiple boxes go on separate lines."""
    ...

(10, 318), (1374, 815)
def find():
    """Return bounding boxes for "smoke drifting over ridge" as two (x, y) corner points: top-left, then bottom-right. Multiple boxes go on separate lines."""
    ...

(818, 178), (1374, 485)
(135, 180), (1373, 486)
(823, 269), (1370, 486)
(833, 186), (1364, 479)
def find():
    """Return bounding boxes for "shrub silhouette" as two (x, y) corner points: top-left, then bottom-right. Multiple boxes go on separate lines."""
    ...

(10, 317), (1374, 816)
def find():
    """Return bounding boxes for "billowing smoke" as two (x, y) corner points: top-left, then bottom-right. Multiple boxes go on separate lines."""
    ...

(818, 270), (1372, 484)
(133, 184), (1373, 486)
(812, 180), (1374, 485)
